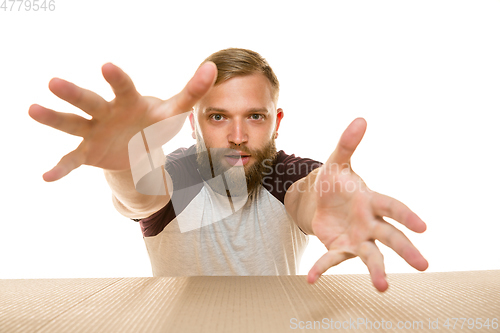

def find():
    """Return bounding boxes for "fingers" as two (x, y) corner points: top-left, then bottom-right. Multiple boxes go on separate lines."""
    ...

(29, 104), (92, 137)
(371, 192), (427, 233)
(42, 145), (85, 182)
(357, 241), (388, 292)
(307, 251), (353, 284)
(325, 117), (367, 167)
(373, 219), (429, 272)
(171, 61), (217, 113)
(48, 78), (108, 118)
(308, 242), (389, 292)
(101, 62), (141, 103)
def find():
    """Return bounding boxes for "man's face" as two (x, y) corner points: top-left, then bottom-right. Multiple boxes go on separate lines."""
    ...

(190, 73), (283, 196)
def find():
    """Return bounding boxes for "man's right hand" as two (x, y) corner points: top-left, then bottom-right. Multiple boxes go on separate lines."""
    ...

(29, 61), (217, 182)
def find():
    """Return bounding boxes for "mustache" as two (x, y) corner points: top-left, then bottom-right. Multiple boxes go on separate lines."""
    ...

(209, 145), (253, 156)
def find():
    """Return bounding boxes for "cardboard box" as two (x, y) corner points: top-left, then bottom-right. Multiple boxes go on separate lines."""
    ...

(1, 270), (499, 332)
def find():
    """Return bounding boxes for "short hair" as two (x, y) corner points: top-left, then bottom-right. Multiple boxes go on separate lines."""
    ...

(201, 48), (280, 104)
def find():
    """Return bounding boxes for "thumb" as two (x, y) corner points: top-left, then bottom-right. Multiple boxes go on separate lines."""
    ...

(171, 61), (217, 113)
(325, 117), (367, 166)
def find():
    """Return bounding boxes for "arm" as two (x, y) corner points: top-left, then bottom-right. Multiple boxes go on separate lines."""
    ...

(284, 168), (319, 236)
(30, 62), (217, 217)
(284, 118), (428, 292)
(103, 148), (169, 219)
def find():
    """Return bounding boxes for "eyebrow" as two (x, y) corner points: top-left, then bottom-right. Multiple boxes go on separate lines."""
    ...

(203, 107), (270, 114)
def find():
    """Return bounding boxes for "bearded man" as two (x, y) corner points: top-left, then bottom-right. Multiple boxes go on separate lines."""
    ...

(29, 48), (428, 292)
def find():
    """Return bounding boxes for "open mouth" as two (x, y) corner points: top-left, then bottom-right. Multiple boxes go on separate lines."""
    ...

(225, 154), (250, 158)
(224, 153), (251, 166)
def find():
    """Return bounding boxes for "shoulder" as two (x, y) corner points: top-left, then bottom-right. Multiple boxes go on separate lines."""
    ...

(165, 145), (197, 164)
(135, 145), (202, 237)
(273, 150), (323, 172)
(164, 145), (199, 184)
(262, 150), (322, 204)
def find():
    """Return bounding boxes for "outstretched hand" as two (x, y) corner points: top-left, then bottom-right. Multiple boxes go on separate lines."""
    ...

(307, 118), (428, 292)
(29, 62), (217, 181)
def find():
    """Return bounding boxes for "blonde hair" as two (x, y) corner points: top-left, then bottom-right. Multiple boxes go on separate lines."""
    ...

(202, 48), (280, 103)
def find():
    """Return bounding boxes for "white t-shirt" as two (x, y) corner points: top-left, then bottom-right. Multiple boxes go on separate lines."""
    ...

(135, 145), (322, 276)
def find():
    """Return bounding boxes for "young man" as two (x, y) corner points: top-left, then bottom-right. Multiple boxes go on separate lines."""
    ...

(29, 48), (428, 292)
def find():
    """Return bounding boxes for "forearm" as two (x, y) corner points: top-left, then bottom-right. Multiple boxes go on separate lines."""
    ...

(103, 148), (171, 219)
(285, 168), (320, 235)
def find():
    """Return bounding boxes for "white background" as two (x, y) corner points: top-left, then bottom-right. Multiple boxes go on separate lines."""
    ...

(1, 0), (499, 279)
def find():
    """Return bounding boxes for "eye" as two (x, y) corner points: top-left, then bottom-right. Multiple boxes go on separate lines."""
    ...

(210, 114), (224, 121)
(250, 114), (264, 120)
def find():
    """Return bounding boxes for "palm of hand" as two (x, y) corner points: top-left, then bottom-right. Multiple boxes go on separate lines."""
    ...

(29, 62), (216, 181)
(80, 96), (162, 171)
(306, 119), (428, 292)
(312, 170), (373, 254)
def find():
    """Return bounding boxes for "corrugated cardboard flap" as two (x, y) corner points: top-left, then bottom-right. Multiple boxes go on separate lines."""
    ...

(1, 270), (499, 332)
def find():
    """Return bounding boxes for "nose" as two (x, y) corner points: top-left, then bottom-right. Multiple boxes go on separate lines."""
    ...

(227, 119), (248, 146)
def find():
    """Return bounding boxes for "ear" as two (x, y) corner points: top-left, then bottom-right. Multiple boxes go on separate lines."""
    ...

(189, 112), (196, 139)
(275, 108), (284, 133)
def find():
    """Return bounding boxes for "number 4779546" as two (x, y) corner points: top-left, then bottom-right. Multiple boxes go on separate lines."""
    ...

(1, 0), (56, 11)
(443, 318), (498, 330)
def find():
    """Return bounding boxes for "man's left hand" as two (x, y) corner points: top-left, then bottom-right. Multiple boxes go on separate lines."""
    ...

(307, 118), (428, 292)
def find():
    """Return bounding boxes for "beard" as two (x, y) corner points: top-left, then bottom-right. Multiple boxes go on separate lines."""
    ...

(195, 135), (277, 199)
